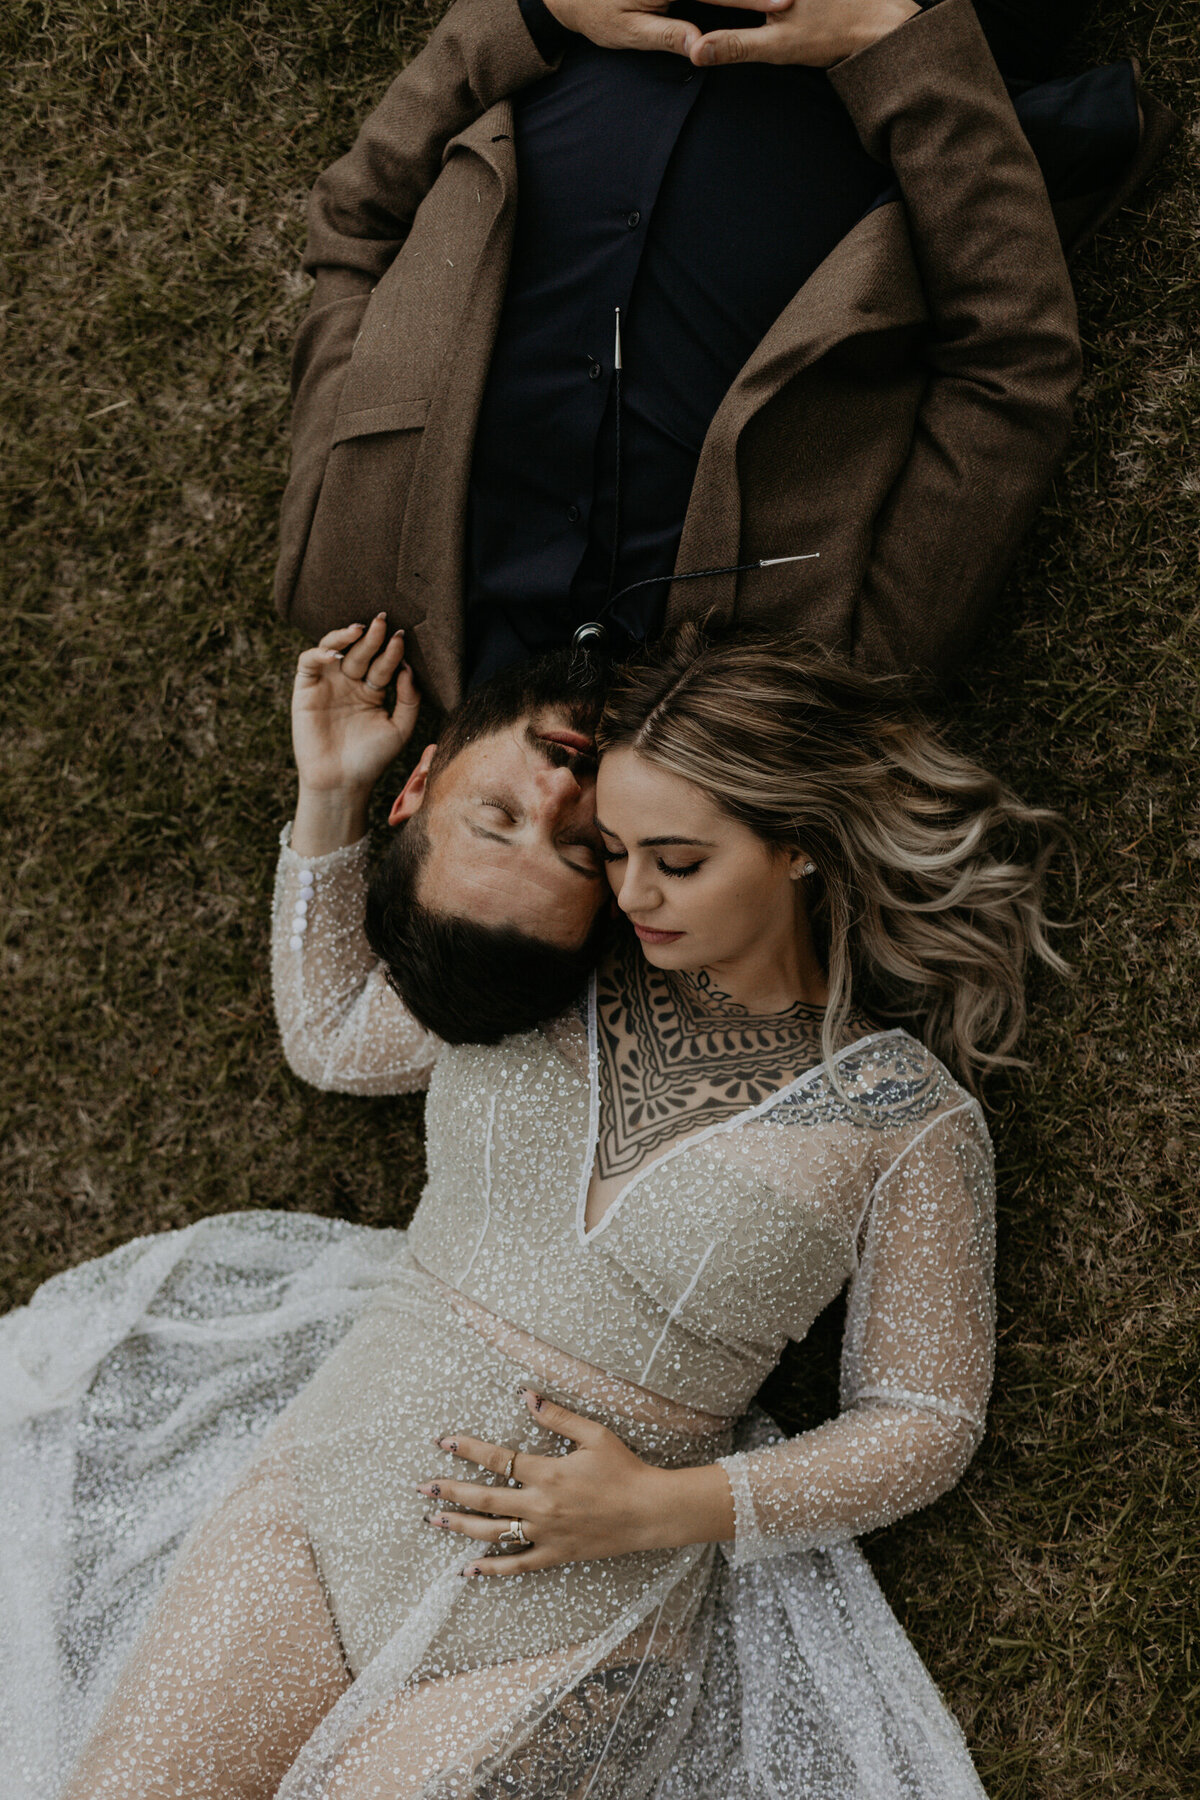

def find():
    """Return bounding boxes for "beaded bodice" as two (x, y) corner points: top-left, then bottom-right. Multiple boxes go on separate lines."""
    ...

(410, 1003), (979, 1418)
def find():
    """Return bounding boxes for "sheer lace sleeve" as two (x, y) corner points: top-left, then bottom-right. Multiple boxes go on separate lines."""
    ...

(271, 825), (442, 1095)
(718, 1099), (995, 1565)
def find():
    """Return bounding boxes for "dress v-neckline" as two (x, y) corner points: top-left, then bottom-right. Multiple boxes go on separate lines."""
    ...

(573, 973), (895, 1247)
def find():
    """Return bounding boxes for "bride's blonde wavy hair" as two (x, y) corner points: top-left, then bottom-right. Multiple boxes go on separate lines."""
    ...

(596, 625), (1068, 1091)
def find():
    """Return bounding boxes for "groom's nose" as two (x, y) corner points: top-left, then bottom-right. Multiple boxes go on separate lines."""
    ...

(528, 759), (589, 815)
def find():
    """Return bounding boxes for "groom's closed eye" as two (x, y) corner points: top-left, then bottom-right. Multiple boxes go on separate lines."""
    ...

(467, 809), (601, 879)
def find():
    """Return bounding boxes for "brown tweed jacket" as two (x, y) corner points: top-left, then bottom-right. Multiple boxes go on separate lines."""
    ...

(274, 0), (1171, 711)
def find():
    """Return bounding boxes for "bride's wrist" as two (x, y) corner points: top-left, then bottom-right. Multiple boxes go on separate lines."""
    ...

(292, 784), (371, 858)
(634, 1463), (736, 1552)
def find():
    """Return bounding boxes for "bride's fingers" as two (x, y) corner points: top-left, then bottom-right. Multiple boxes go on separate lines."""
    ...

(464, 1549), (553, 1577)
(315, 622), (367, 653)
(393, 658), (420, 714)
(340, 613), (390, 680)
(521, 1393), (600, 1446)
(437, 1432), (525, 1480)
(417, 1477), (511, 1514)
(424, 1510), (524, 1542)
(361, 628), (408, 696)
(295, 644), (345, 685)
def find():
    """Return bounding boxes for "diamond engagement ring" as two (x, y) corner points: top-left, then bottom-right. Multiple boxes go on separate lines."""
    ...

(500, 1449), (517, 1485)
(497, 1519), (530, 1552)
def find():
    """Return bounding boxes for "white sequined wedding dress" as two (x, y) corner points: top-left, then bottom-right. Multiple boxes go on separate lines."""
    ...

(0, 831), (996, 1799)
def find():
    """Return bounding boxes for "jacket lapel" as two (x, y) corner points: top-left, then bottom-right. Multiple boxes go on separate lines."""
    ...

(399, 102), (519, 708)
(668, 198), (928, 628)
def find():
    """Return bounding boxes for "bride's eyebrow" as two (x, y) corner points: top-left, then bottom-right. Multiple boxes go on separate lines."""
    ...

(594, 818), (713, 848)
(638, 836), (714, 847)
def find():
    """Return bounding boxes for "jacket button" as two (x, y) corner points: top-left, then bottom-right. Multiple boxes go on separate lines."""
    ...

(567, 504), (581, 523)
(588, 361), (602, 381)
(626, 210), (640, 229)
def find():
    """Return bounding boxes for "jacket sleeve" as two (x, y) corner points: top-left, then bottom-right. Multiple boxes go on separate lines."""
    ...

(272, 828), (443, 1095)
(829, 0), (1083, 677)
(276, 0), (560, 625)
(718, 1100), (995, 1564)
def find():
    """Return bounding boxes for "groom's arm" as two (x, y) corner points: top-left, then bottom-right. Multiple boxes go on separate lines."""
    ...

(828, 0), (1081, 673)
(278, 0), (563, 626)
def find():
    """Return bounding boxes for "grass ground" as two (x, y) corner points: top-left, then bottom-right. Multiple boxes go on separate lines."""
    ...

(1, 1), (1196, 1792)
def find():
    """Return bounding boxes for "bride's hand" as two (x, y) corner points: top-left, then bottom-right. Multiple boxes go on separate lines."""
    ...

(417, 1391), (735, 1575)
(290, 617), (422, 856)
(293, 616), (420, 796)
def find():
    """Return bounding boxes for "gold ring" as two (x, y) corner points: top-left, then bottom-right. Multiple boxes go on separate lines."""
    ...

(497, 1518), (530, 1552)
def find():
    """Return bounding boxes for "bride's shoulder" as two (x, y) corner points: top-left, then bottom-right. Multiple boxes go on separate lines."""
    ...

(810, 1026), (984, 1136)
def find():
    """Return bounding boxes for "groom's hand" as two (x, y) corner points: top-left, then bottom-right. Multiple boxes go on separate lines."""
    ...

(290, 617), (421, 856)
(544, 0), (794, 59)
(689, 0), (919, 67)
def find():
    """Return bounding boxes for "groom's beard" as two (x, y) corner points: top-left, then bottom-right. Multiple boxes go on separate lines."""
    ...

(429, 645), (609, 776)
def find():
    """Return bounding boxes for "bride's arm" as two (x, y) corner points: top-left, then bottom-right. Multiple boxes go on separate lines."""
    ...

(714, 1100), (995, 1563)
(273, 618), (442, 1095)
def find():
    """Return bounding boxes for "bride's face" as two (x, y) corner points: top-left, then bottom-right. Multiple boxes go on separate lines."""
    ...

(595, 748), (807, 975)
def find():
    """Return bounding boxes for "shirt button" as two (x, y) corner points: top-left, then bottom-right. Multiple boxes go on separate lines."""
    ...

(626, 210), (641, 229)
(567, 504), (581, 523)
(588, 361), (602, 381)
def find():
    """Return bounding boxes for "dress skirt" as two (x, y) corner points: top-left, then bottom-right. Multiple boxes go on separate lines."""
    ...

(0, 1212), (989, 1799)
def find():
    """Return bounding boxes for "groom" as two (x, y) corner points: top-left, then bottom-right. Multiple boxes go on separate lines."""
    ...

(279, 0), (1166, 1043)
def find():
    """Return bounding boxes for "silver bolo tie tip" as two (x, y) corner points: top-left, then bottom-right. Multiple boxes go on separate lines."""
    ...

(571, 620), (608, 651)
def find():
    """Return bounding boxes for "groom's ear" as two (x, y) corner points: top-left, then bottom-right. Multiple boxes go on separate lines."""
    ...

(388, 742), (437, 826)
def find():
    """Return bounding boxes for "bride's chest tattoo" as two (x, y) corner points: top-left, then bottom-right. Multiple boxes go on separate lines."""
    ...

(593, 938), (827, 1182)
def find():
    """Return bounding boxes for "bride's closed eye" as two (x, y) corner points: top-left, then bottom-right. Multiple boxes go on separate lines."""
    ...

(600, 847), (703, 878)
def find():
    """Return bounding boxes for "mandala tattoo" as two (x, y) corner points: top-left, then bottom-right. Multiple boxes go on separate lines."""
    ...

(594, 933), (872, 1180)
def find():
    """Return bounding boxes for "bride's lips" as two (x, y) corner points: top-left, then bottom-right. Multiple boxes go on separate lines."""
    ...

(633, 923), (684, 946)
(537, 728), (594, 753)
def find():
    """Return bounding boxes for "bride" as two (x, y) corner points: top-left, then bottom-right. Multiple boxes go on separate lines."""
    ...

(2, 623), (1061, 1800)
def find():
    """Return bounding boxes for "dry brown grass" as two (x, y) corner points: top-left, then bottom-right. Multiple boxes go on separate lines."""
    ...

(1, 1), (1197, 1792)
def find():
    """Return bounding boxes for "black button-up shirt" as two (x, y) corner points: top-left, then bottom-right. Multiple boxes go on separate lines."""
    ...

(464, 6), (886, 685)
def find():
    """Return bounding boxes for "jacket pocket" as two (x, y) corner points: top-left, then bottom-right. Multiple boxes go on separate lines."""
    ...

(331, 397), (430, 448)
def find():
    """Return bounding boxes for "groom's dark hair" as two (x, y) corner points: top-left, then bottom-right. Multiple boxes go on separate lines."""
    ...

(366, 813), (608, 1044)
(364, 644), (610, 1045)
